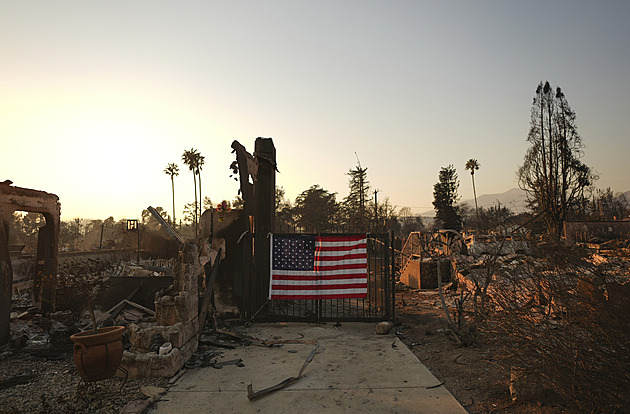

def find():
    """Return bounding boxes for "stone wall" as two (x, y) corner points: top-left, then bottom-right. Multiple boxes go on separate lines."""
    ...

(120, 242), (200, 378)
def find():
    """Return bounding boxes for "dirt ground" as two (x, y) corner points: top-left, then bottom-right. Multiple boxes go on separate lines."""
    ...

(394, 286), (567, 414)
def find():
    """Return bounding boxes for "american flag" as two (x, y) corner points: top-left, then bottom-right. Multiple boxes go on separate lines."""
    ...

(269, 234), (368, 300)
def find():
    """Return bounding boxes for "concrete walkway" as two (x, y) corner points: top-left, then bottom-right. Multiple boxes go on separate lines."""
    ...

(150, 323), (467, 413)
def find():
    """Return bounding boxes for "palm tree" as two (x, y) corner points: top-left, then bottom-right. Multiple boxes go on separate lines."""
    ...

(164, 163), (179, 226)
(195, 153), (206, 225)
(182, 148), (200, 237)
(465, 158), (480, 230)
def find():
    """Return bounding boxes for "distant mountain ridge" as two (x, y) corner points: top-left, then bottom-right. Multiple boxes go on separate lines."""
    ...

(420, 187), (527, 217)
(464, 187), (528, 213)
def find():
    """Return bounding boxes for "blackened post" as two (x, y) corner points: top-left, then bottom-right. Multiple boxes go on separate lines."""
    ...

(241, 232), (254, 318)
(253, 138), (276, 311)
(137, 225), (140, 264)
(390, 231), (396, 323)
(0, 217), (13, 345)
(34, 218), (55, 313)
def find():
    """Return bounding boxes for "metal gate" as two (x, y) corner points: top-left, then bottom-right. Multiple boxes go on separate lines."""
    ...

(252, 233), (395, 323)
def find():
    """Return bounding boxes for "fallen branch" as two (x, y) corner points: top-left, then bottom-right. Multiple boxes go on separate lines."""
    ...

(211, 358), (244, 369)
(247, 343), (319, 401)
(426, 381), (445, 389)
(204, 341), (236, 349)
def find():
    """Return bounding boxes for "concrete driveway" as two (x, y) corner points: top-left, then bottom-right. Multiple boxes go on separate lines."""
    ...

(150, 322), (467, 413)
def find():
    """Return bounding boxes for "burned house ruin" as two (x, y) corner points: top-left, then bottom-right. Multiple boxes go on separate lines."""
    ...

(1, 181), (60, 345)
(120, 137), (278, 377)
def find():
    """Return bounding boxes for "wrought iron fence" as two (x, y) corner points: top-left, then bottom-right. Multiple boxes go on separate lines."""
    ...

(253, 232), (395, 323)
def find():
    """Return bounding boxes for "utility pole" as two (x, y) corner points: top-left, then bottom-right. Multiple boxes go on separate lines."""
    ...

(374, 190), (379, 232)
(355, 152), (365, 211)
(137, 225), (140, 264)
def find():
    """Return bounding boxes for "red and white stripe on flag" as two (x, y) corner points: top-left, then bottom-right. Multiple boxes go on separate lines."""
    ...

(269, 234), (368, 300)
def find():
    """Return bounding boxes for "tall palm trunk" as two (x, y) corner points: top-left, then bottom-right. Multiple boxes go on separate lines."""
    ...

(198, 172), (202, 225)
(193, 173), (198, 238)
(472, 173), (479, 230)
(171, 176), (176, 227)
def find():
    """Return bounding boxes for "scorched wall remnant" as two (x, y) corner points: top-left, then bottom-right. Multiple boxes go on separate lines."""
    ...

(0, 181), (61, 345)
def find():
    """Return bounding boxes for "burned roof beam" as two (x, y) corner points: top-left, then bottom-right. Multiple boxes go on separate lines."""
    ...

(147, 206), (184, 248)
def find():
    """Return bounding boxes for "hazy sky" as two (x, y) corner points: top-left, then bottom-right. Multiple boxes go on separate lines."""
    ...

(1, 1), (629, 220)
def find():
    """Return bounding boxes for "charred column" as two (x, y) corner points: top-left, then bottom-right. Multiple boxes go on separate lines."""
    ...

(253, 138), (276, 311)
(33, 215), (59, 314)
(230, 138), (277, 317)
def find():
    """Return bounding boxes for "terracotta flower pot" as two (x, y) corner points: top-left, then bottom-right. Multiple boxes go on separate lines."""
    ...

(70, 325), (125, 382)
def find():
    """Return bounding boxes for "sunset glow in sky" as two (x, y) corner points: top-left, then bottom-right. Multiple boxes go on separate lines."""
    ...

(1, 1), (629, 220)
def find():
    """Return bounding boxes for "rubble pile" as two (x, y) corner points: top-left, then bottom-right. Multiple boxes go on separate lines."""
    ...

(1, 247), (198, 411)
(397, 233), (630, 411)
(1, 290), (169, 413)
